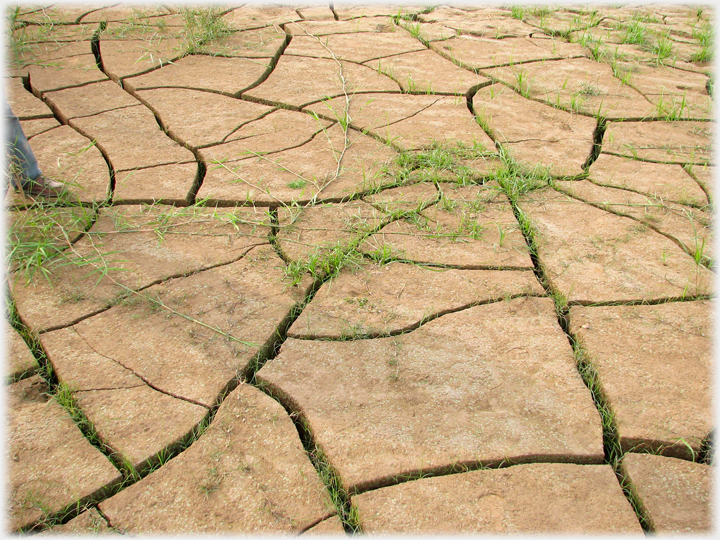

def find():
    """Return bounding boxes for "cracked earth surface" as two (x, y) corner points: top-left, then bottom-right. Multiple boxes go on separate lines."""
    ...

(4, 2), (714, 535)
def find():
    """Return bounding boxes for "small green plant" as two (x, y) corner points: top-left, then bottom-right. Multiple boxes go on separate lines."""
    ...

(180, 7), (233, 54)
(621, 19), (648, 46)
(511, 6), (525, 20)
(287, 180), (307, 189)
(655, 92), (687, 120)
(515, 69), (534, 97)
(651, 35), (674, 64)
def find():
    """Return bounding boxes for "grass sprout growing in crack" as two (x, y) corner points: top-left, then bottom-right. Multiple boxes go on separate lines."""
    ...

(284, 242), (363, 285)
(491, 149), (551, 204)
(180, 7), (233, 54)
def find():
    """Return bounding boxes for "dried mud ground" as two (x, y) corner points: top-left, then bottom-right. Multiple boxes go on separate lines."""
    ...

(3, 2), (715, 535)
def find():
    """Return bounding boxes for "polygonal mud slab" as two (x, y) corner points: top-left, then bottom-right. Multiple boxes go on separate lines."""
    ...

(40, 507), (116, 535)
(296, 5), (336, 20)
(220, 5), (301, 28)
(365, 49), (490, 94)
(484, 57), (654, 119)
(11, 205), (271, 332)
(7, 376), (121, 532)
(431, 35), (586, 70)
(99, 384), (334, 534)
(305, 93), (495, 151)
(24, 125), (111, 203)
(288, 261), (544, 338)
(360, 184), (532, 268)
(569, 300), (712, 459)
(98, 37), (184, 79)
(137, 88), (274, 148)
(473, 84), (596, 176)
(122, 54), (270, 94)
(42, 245), (310, 408)
(243, 55), (399, 107)
(113, 162), (199, 204)
(621, 453), (712, 534)
(553, 179), (713, 263)
(419, 7), (538, 38)
(199, 123), (396, 204)
(43, 80), (140, 122)
(284, 31), (425, 63)
(603, 120), (712, 164)
(5, 77), (54, 119)
(5, 319), (38, 380)
(333, 4), (427, 20)
(69, 105), (194, 171)
(26, 53), (108, 93)
(519, 188), (712, 302)
(352, 463), (642, 533)
(202, 25), (288, 57)
(277, 200), (387, 263)
(258, 297), (604, 493)
(612, 61), (713, 120)
(588, 153), (709, 206)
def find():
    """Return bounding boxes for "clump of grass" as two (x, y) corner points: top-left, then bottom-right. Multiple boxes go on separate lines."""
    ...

(284, 242), (363, 285)
(390, 142), (491, 186)
(180, 7), (233, 54)
(6, 204), (99, 283)
(491, 149), (551, 204)
(621, 19), (648, 46)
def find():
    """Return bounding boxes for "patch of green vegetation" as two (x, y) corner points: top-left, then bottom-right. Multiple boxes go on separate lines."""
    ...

(510, 6), (525, 20)
(6, 204), (102, 284)
(390, 141), (492, 186)
(621, 19), (649, 46)
(180, 7), (233, 54)
(284, 242), (364, 285)
(490, 149), (551, 204)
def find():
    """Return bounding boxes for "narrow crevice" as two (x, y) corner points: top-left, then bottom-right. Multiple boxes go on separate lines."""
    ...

(71, 327), (211, 409)
(17, 477), (125, 534)
(603, 150), (711, 169)
(582, 117), (607, 171)
(235, 25), (292, 98)
(90, 21), (106, 72)
(347, 452), (603, 496)
(186, 159), (206, 205)
(585, 176), (709, 211)
(360, 253), (537, 272)
(683, 163), (713, 209)
(550, 183), (714, 271)
(615, 460), (655, 533)
(568, 294), (712, 308)
(268, 207), (291, 264)
(33, 243), (269, 334)
(699, 430), (714, 464)
(288, 292), (547, 342)
(253, 378), (361, 533)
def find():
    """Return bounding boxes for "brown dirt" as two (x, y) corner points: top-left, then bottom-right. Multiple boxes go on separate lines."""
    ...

(5, 4), (713, 534)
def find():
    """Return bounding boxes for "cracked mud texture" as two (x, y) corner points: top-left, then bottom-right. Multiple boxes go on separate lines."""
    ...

(5, 3), (714, 534)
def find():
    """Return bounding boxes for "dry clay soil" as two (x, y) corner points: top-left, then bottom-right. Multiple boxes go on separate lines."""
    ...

(4, 2), (715, 535)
